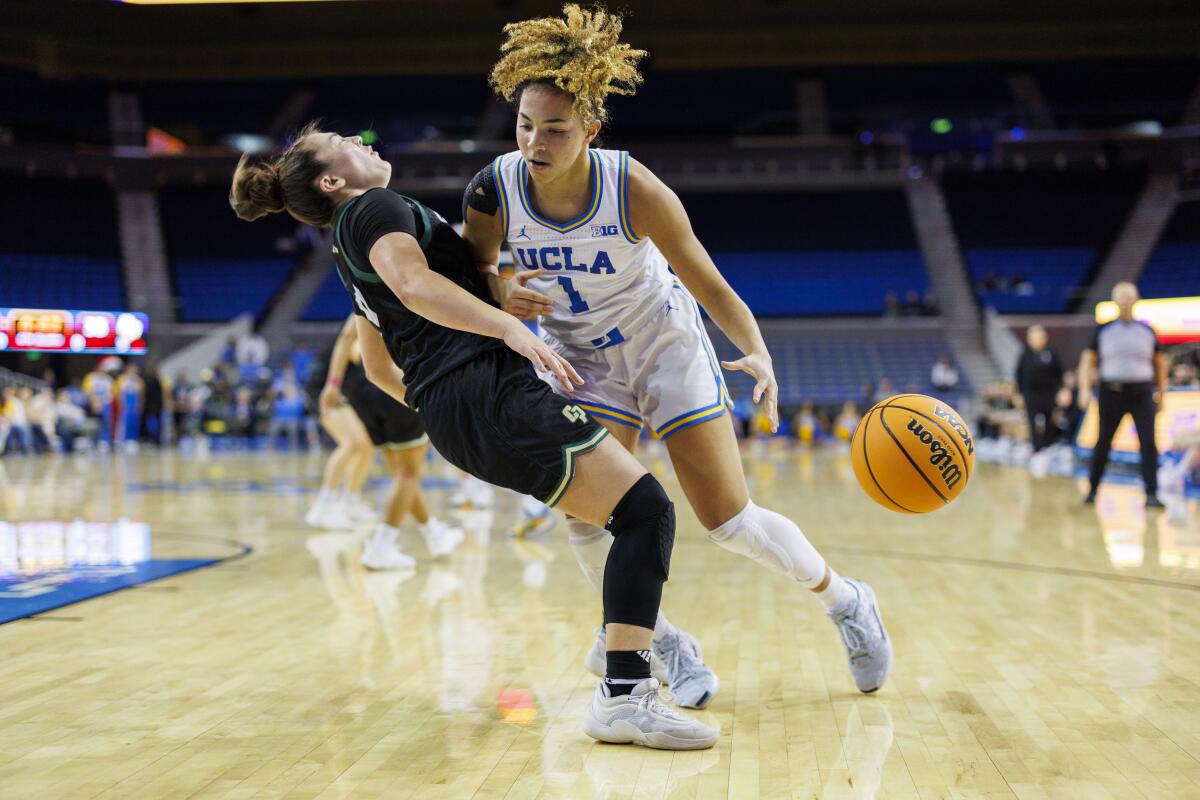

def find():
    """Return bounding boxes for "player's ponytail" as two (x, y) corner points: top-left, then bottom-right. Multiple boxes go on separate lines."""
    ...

(230, 156), (285, 222)
(228, 121), (337, 228)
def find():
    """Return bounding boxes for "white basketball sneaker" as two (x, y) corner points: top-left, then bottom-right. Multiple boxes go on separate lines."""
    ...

(827, 578), (892, 693)
(421, 517), (465, 557)
(584, 627), (668, 685)
(361, 531), (416, 571)
(583, 678), (718, 750)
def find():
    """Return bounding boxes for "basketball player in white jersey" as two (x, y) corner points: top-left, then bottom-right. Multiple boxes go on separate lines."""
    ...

(463, 4), (892, 706)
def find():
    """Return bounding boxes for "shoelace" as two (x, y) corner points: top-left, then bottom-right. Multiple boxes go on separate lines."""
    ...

(663, 634), (706, 686)
(835, 617), (871, 661)
(636, 687), (684, 720)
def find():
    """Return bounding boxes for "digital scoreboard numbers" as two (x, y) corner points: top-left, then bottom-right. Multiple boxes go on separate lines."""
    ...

(0, 308), (148, 355)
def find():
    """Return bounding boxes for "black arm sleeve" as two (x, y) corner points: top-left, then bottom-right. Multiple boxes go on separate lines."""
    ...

(348, 188), (419, 265)
(462, 164), (500, 221)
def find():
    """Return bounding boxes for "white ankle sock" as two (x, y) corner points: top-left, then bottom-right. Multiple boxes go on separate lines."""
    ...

(316, 486), (335, 506)
(814, 568), (855, 611)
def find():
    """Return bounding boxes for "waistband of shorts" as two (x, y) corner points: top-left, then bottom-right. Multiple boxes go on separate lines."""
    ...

(1100, 380), (1154, 391)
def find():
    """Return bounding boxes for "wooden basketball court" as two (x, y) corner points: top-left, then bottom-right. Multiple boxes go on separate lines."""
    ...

(2, 444), (1198, 798)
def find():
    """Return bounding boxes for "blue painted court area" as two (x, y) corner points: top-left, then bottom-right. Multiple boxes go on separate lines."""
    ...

(0, 519), (237, 624)
(0, 558), (219, 624)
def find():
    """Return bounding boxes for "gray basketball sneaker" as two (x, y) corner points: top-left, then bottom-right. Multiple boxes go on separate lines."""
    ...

(653, 629), (720, 709)
(583, 678), (719, 750)
(827, 578), (892, 693)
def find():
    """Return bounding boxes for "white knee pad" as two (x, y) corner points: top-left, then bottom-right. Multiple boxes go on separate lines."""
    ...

(707, 501), (827, 588)
(567, 518), (612, 594)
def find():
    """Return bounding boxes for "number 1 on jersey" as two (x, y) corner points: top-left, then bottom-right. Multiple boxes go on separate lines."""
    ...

(557, 277), (589, 314)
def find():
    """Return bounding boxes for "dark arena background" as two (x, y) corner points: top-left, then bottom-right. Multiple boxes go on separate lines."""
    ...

(1, 1), (1199, 797)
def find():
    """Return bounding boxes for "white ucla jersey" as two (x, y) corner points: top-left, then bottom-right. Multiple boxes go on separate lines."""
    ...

(492, 148), (674, 349)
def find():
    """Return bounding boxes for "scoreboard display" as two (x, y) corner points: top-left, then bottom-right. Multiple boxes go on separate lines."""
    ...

(0, 308), (148, 355)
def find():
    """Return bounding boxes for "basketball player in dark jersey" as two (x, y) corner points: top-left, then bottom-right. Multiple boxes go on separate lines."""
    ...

(321, 313), (464, 569)
(230, 122), (716, 749)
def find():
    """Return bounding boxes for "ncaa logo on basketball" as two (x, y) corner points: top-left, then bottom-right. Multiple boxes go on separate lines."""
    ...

(932, 405), (975, 455)
(590, 224), (618, 237)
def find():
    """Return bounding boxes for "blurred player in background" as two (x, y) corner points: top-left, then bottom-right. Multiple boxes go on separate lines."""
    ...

(319, 313), (464, 568)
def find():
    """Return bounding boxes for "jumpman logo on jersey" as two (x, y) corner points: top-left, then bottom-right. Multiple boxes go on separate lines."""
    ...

(665, 301), (678, 315)
(513, 225), (531, 240)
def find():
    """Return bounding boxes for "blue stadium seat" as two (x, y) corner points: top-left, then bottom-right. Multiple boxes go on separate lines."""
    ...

(1140, 201), (1200, 299)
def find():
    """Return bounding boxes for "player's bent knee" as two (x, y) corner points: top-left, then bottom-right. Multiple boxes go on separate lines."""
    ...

(601, 474), (675, 629)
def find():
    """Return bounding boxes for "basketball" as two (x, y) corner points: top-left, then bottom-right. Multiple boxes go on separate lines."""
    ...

(850, 394), (975, 513)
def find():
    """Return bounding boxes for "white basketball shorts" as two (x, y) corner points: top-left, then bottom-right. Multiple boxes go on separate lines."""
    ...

(542, 283), (732, 439)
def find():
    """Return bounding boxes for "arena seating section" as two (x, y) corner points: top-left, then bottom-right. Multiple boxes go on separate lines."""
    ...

(710, 326), (966, 407)
(943, 169), (1145, 313)
(159, 185), (299, 322)
(0, 175), (124, 310)
(1140, 201), (1200, 300)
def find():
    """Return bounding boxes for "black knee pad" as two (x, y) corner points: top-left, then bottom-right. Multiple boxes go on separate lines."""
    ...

(602, 474), (676, 628)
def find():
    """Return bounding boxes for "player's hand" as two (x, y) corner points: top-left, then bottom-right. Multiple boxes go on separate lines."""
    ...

(1154, 391), (1164, 414)
(722, 352), (779, 432)
(1077, 392), (1090, 412)
(502, 269), (555, 321)
(318, 383), (344, 416)
(502, 320), (583, 392)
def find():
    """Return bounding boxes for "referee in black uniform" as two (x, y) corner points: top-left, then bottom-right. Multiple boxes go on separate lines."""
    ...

(1078, 282), (1169, 508)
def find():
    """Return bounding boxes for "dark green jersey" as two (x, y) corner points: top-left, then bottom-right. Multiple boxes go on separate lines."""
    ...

(331, 187), (503, 407)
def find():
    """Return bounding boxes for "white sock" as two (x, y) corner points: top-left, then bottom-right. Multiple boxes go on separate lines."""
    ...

(707, 501), (828, 588)
(345, 490), (363, 505)
(814, 567), (855, 611)
(567, 518), (611, 594)
(316, 486), (336, 507)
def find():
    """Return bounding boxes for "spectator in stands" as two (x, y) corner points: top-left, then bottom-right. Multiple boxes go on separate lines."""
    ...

(1050, 386), (1081, 446)
(921, 289), (940, 316)
(1078, 282), (1168, 508)
(290, 343), (315, 384)
(859, 383), (876, 411)
(873, 377), (895, 404)
(27, 387), (58, 453)
(0, 386), (33, 455)
(82, 361), (116, 452)
(55, 388), (91, 453)
(882, 291), (901, 318)
(117, 363), (144, 453)
(236, 330), (269, 368)
(1015, 325), (1063, 454)
(232, 386), (258, 441)
(833, 401), (859, 443)
(219, 337), (238, 367)
(902, 289), (924, 317)
(931, 356), (960, 397)
(172, 372), (194, 443)
(792, 401), (821, 447)
(269, 368), (307, 450)
(1170, 361), (1199, 389)
(142, 366), (168, 447)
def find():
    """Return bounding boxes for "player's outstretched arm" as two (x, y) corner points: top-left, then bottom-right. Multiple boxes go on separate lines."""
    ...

(627, 157), (779, 430)
(355, 316), (408, 406)
(368, 231), (581, 391)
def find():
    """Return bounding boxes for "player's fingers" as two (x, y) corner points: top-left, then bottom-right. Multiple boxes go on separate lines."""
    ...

(752, 378), (766, 405)
(513, 286), (553, 304)
(545, 352), (575, 392)
(556, 353), (584, 386)
(515, 269), (546, 286)
(721, 359), (753, 377)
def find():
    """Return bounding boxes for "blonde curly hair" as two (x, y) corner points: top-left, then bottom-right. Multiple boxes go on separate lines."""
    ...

(489, 3), (647, 124)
